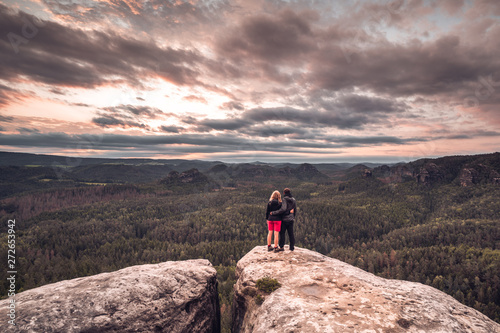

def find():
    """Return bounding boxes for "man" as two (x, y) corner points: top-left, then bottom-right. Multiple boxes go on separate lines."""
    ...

(270, 188), (296, 252)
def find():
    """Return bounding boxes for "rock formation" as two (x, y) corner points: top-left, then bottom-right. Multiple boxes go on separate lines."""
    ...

(232, 246), (500, 333)
(0, 259), (220, 333)
(459, 167), (480, 187)
(415, 162), (444, 185)
(459, 164), (500, 187)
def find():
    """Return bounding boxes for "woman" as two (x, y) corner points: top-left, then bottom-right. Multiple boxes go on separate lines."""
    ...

(265, 190), (286, 251)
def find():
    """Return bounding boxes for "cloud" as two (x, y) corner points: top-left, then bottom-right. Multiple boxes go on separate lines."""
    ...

(239, 94), (405, 130)
(70, 102), (92, 107)
(167, 94), (408, 134)
(0, 84), (27, 107)
(440, 0), (465, 15)
(0, 131), (427, 153)
(216, 9), (318, 63)
(196, 118), (250, 131)
(49, 87), (66, 95)
(101, 104), (166, 119)
(220, 101), (244, 110)
(17, 127), (40, 134)
(159, 125), (182, 133)
(182, 95), (208, 104)
(0, 4), (205, 95)
(91, 104), (172, 129)
(1, 1), (500, 160)
(42, 0), (232, 36)
(91, 115), (148, 129)
(0, 115), (15, 122)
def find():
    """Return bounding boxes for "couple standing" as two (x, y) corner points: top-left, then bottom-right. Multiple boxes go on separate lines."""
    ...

(265, 188), (296, 253)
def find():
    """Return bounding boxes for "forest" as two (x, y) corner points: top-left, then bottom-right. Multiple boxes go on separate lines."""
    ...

(0, 153), (499, 332)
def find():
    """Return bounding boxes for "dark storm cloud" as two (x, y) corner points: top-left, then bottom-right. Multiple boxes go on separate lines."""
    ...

(159, 125), (182, 133)
(241, 102), (400, 130)
(196, 118), (250, 131)
(0, 132), (427, 153)
(216, 9), (318, 63)
(211, 4), (500, 121)
(91, 115), (148, 129)
(177, 93), (407, 134)
(0, 4), (203, 95)
(92, 116), (125, 127)
(101, 105), (166, 119)
(0, 115), (15, 122)
(241, 125), (310, 138)
(91, 104), (173, 129)
(336, 94), (406, 114)
(308, 35), (500, 98)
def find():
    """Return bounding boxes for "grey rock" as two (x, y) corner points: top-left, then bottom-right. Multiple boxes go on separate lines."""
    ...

(0, 259), (220, 333)
(232, 246), (500, 333)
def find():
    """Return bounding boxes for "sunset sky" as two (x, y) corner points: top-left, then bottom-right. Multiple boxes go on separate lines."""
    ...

(0, 0), (499, 163)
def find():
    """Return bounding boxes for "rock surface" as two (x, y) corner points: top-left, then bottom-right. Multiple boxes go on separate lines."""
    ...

(232, 246), (500, 333)
(0, 259), (220, 333)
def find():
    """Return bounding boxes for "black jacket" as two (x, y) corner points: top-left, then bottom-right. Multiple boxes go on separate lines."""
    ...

(266, 199), (285, 221)
(271, 195), (296, 222)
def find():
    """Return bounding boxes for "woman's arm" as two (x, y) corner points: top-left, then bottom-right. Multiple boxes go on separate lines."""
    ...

(270, 199), (287, 216)
(266, 202), (271, 220)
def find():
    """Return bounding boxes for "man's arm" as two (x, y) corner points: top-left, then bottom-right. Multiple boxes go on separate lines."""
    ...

(270, 199), (287, 216)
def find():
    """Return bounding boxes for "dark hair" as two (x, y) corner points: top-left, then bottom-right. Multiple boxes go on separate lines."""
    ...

(283, 188), (291, 196)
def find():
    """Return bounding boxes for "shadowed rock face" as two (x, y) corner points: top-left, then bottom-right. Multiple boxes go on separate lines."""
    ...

(0, 260), (220, 333)
(232, 246), (500, 333)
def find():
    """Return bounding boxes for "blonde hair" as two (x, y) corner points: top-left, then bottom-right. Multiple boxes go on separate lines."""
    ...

(269, 190), (282, 203)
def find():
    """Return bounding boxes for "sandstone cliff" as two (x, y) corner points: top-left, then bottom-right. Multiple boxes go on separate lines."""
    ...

(0, 259), (220, 333)
(232, 246), (500, 333)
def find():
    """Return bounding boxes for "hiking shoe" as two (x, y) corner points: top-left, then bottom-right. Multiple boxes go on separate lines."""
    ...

(267, 245), (274, 251)
(274, 247), (284, 253)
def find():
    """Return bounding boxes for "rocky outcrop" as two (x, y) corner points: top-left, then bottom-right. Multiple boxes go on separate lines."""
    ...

(459, 167), (480, 187)
(415, 162), (444, 185)
(232, 246), (500, 333)
(0, 259), (220, 333)
(459, 164), (500, 187)
(388, 164), (413, 183)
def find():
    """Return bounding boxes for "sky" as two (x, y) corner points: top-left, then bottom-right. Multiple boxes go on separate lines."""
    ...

(0, 0), (499, 163)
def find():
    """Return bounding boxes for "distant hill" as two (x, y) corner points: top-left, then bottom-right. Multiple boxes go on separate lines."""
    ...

(1, 151), (499, 198)
(0, 165), (76, 198)
(70, 164), (173, 183)
(207, 162), (329, 183)
(0, 151), (222, 172)
(367, 153), (500, 186)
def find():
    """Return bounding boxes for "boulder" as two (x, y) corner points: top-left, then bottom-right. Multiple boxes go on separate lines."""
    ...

(232, 246), (500, 333)
(0, 259), (220, 333)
